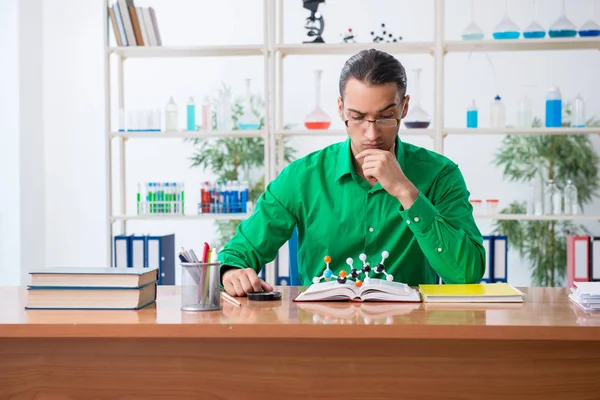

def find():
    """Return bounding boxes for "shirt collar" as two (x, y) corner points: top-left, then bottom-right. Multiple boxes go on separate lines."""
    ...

(334, 136), (406, 182)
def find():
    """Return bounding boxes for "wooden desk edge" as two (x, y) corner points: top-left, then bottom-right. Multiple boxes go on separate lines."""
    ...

(1, 324), (599, 341)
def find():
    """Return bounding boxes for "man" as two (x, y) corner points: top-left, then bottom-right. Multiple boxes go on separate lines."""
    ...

(218, 49), (486, 297)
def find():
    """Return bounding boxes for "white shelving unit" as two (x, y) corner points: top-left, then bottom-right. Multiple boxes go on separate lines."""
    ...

(103, 0), (600, 282)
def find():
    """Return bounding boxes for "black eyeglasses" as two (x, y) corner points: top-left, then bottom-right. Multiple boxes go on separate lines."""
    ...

(344, 118), (400, 128)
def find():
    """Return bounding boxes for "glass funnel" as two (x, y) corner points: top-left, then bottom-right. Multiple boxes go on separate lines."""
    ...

(579, 0), (600, 37)
(462, 0), (484, 40)
(493, 0), (520, 39)
(305, 69), (331, 130)
(549, 0), (577, 38)
(237, 78), (261, 130)
(524, 0), (546, 38)
(404, 68), (431, 129)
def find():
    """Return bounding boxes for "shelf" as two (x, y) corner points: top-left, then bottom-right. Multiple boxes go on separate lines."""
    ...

(445, 37), (600, 53)
(274, 128), (434, 137)
(276, 42), (435, 56)
(108, 45), (266, 58)
(111, 130), (265, 139)
(111, 214), (251, 221)
(445, 127), (599, 136)
(474, 214), (600, 221)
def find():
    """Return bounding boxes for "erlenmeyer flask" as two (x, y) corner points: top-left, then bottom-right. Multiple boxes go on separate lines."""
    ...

(305, 70), (331, 130)
(462, 0), (484, 40)
(237, 78), (261, 130)
(493, 0), (520, 39)
(579, 0), (600, 37)
(404, 68), (431, 129)
(549, 0), (577, 38)
(524, 0), (546, 39)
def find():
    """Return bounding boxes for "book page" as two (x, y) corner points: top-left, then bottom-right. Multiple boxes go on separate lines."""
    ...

(359, 279), (412, 296)
(295, 281), (358, 301)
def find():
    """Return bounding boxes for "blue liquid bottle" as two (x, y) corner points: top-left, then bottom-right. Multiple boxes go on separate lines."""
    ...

(493, 0), (520, 40)
(467, 101), (478, 128)
(545, 87), (562, 128)
(523, 0), (546, 38)
(186, 97), (196, 131)
(549, 0), (577, 38)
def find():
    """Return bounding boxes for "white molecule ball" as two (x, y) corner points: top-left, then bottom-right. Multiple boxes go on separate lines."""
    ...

(346, 257), (353, 265)
(359, 253), (367, 261)
(382, 250), (389, 258)
(386, 274), (394, 281)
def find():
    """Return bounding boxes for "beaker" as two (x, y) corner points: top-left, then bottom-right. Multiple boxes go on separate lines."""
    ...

(404, 68), (431, 129)
(462, 0), (484, 40)
(493, 0), (520, 39)
(524, 0), (546, 38)
(237, 78), (261, 130)
(305, 70), (331, 130)
(579, 0), (600, 37)
(549, 0), (577, 38)
(571, 93), (586, 128)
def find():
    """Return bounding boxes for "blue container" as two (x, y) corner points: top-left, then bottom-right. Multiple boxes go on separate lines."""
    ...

(545, 87), (562, 128)
(467, 101), (478, 128)
(186, 97), (196, 131)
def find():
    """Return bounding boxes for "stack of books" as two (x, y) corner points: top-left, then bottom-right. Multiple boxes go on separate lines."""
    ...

(25, 267), (158, 310)
(569, 282), (600, 312)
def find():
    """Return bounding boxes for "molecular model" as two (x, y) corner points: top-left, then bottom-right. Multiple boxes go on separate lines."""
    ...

(312, 251), (393, 287)
(371, 23), (403, 43)
(340, 28), (357, 43)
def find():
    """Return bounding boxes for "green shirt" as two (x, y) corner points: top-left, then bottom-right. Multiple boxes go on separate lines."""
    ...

(218, 136), (486, 286)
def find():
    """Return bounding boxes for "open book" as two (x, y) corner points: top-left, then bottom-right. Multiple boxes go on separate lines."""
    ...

(294, 279), (422, 302)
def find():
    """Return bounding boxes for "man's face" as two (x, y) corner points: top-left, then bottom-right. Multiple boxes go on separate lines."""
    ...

(337, 78), (409, 156)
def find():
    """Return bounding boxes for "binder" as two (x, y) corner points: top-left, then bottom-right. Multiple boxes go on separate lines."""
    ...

(567, 235), (590, 288)
(590, 237), (600, 281)
(113, 235), (132, 268)
(491, 235), (508, 283)
(145, 234), (175, 285)
(130, 235), (146, 269)
(480, 236), (492, 283)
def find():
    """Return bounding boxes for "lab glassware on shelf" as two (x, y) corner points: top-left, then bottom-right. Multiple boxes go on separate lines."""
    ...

(237, 78), (261, 130)
(523, 0), (546, 38)
(579, 0), (600, 37)
(305, 69), (331, 130)
(493, 0), (520, 39)
(549, 0), (577, 38)
(462, 0), (484, 40)
(403, 68), (431, 129)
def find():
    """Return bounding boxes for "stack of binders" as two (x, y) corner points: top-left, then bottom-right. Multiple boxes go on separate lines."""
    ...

(25, 267), (158, 310)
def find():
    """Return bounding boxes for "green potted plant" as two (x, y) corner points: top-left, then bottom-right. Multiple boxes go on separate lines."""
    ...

(492, 107), (600, 287)
(188, 82), (296, 249)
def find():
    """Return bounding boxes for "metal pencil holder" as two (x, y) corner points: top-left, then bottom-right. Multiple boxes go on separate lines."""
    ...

(180, 262), (221, 311)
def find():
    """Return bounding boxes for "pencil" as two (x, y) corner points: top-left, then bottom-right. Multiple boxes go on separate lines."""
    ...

(221, 291), (241, 307)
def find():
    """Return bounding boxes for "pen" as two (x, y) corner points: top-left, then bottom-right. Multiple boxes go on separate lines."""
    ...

(221, 291), (241, 307)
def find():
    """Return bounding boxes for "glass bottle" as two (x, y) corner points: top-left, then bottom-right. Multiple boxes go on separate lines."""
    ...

(528, 178), (543, 216)
(202, 96), (212, 132)
(238, 78), (261, 130)
(579, 0), (600, 37)
(545, 87), (562, 128)
(462, 0), (484, 40)
(216, 88), (233, 131)
(493, 0), (520, 40)
(404, 68), (431, 129)
(524, 0), (546, 39)
(165, 96), (178, 131)
(304, 69), (331, 130)
(466, 100), (478, 128)
(186, 96), (196, 131)
(490, 95), (505, 128)
(563, 179), (579, 215)
(549, 0), (577, 38)
(571, 93), (586, 128)
(516, 86), (533, 128)
(544, 179), (562, 215)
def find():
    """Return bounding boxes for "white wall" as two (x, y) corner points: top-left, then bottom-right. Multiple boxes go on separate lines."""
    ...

(9, 0), (599, 286)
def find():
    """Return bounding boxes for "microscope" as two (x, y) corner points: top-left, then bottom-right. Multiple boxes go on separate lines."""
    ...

(303, 0), (325, 43)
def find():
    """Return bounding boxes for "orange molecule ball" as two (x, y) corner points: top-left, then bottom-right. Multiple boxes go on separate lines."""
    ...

(339, 270), (347, 278)
(324, 256), (331, 263)
(355, 280), (363, 287)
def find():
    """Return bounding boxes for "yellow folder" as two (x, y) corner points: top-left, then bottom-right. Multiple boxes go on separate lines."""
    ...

(418, 283), (525, 303)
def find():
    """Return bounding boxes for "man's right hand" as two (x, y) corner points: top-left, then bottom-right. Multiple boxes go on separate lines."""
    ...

(222, 268), (274, 297)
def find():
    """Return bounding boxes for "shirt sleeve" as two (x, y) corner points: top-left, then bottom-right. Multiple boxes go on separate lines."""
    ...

(398, 165), (486, 284)
(217, 165), (298, 277)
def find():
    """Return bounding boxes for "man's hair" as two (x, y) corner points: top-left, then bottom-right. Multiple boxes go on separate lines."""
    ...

(339, 49), (407, 100)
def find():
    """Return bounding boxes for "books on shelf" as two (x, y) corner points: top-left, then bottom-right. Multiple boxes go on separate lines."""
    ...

(108, 0), (162, 47)
(25, 267), (158, 310)
(419, 283), (525, 303)
(294, 279), (422, 302)
(569, 282), (600, 312)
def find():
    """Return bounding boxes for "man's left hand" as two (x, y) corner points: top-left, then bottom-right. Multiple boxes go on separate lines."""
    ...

(355, 142), (420, 208)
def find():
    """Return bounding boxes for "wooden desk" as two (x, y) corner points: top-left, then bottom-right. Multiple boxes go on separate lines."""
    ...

(1, 286), (599, 399)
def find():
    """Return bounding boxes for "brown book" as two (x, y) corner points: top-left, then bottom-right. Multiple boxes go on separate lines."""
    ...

(126, 0), (144, 46)
(108, 6), (122, 46)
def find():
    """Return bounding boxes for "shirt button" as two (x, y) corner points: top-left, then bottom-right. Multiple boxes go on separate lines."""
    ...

(414, 217), (420, 222)
(406, 220), (411, 225)
(369, 227), (374, 232)
(437, 248), (443, 252)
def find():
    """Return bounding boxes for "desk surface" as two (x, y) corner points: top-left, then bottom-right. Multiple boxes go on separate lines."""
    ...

(1, 286), (598, 340)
